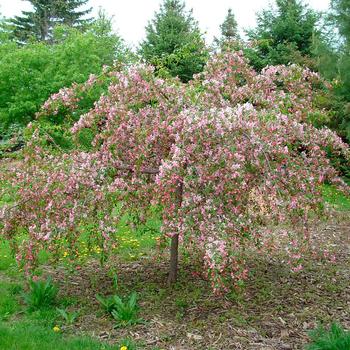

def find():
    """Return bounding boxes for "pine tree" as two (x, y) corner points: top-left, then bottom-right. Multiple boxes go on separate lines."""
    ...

(54, 0), (92, 27)
(0, 12), (12, 43)
(10, 0), (92, 42)
(139, 0), (208, 82)
(246, 0), (318, 70)
(220, 9), (239, 41)
(329, 0), (350, 143)
(330, 0), (350, 44)
(214, 8), (240, 50)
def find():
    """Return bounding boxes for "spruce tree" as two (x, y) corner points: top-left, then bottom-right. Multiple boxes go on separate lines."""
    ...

(246, 0), (318, 70)
(10, 0), (92, 42)
(139, 0), (208, 82)
(220, 9), (239, 41)
(329, 0), (350, 143)
(54, 0), (92, 27)
(330, 0), (350, 44)
(0, 12), (12, 43)
(214, 8), (240, 50)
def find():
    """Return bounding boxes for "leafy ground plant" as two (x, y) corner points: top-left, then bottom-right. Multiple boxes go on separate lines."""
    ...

(306, 323), (350, 350)
(96, 294), (118, 314)
(111, 292), (144, 328)
(23, 276), (58, 311)
(97, 292), (143, 328)
(57, 307), (79, 325)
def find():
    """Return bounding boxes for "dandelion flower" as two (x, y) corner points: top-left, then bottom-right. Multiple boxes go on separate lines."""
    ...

(53, 325), (60, 332)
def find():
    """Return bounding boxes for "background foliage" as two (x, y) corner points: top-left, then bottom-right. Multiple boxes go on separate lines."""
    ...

(0, 16), (130, 141)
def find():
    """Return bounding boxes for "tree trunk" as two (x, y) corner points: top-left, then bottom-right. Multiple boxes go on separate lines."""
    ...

(167, 233), (179, 285)
(167, 179), (183, 285)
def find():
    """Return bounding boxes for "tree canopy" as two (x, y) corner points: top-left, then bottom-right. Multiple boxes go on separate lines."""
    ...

(2, 51), (349, 292)
(0, 18), (130, 140)
(330, 0), (350, 43)
(10, 0), (92, 42)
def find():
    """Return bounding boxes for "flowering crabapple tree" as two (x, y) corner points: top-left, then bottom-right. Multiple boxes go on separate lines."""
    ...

(1, 51), (349, 293)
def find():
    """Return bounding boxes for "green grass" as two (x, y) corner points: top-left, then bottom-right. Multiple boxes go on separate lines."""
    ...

(0, 322), (116, 350)
(0, 281), (22, 321)
(0, 209), (159, 349)
(0, 276), (131, 349)
(322, 184), (350, 211)
(306, 323), (350, 350)
(0, 241), (14, 271)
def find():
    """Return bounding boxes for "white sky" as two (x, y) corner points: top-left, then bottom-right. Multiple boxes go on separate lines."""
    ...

(0, 0), (330, 47)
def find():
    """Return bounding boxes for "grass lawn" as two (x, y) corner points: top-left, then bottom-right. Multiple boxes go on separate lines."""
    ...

(0, 322), (116, 350)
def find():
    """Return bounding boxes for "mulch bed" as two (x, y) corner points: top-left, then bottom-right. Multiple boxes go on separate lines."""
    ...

(43, 215), (350, 350)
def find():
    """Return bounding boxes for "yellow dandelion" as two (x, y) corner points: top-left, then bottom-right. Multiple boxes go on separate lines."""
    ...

(63, 252), (68, 258)
(120, 346), (128, 350)
(53, 325), (60, 332)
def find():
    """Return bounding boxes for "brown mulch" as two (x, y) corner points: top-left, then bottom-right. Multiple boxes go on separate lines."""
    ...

(42, 216), (350, 350)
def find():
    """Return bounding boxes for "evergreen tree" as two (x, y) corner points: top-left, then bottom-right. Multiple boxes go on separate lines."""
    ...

(246, 0), (318, 70)
(214, 8), (240, 50)
(139, 0), (208, 82)
(10, 0), (92, 42)
(328, 0), (350, 143)
(330, 0), (350, 44)
(220, 8), (239, 41)
(54, 0), (92, 27)
(0, 13), (11, 43)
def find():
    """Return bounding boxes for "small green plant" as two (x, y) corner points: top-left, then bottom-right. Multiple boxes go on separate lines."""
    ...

(56, 307), (79, 325)
(175, 297), (188, 320)
(96, 292), (143, 328)
(23, 276), (58, 311)
(111, 292), (143, 328)
(96, 294), (117, 314)
(112, 272), (119, 291)
(306, 323), (350, 350)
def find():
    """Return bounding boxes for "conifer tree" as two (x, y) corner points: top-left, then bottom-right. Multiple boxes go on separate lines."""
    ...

(330, 0), (350, 44)
(0, 12), (12, 43)
(55, 0), (92, 27)
(10, 0), (92, 42)
(329, 0), (350, 143)
(139, 0), (208, 82)
(220, 8), (239, 41)
(246, 0), (317, 70)
(214, 8), (240, 50)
